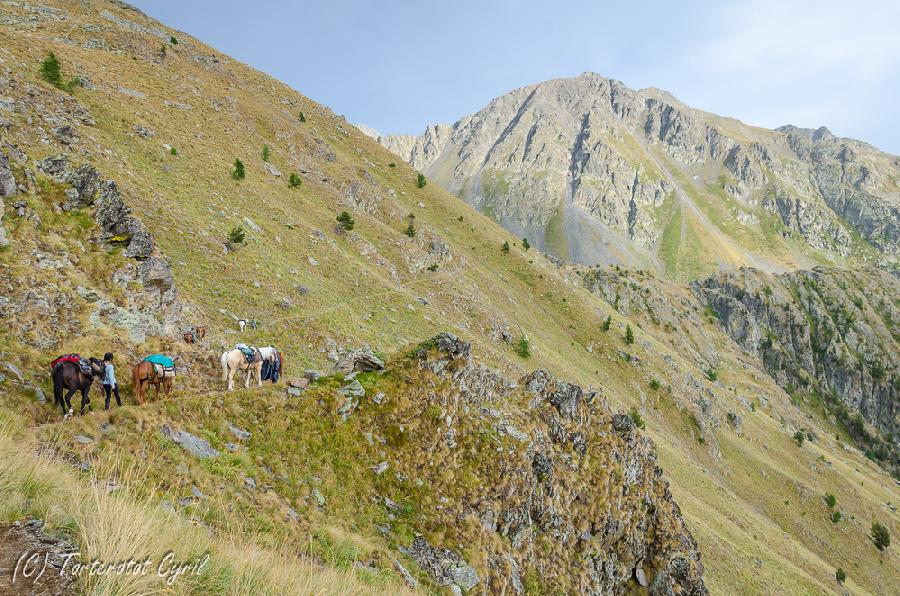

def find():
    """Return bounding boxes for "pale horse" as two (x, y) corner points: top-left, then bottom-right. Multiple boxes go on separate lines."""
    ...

(220, 346), (277, 390)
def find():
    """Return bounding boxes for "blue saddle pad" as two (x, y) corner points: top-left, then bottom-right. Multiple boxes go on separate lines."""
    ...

(144, 353), (174, 367)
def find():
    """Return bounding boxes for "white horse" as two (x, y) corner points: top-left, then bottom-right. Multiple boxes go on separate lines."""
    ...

(221, 348), (261, 390)
(220, 346), (278, 390)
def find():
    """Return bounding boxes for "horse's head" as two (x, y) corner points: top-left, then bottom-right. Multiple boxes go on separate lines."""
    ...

(89, 358), (104, 375)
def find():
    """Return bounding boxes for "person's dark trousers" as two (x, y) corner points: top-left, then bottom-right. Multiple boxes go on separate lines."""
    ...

(104, 383), (121, 409)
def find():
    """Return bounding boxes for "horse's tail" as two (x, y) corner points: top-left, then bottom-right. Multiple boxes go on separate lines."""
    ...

(52, 366), (62, 407)
(220, 352), (229, 381)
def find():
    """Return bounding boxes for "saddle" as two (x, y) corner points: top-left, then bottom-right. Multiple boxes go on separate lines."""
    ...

(144, 354), (176, 379)
(235, 344), (260, 363)
(51, 354), (93, 376)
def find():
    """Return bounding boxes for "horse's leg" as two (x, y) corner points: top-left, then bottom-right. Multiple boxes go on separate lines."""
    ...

(244, 366), (251, 389)
(256, 363), (262, 387)
(227, 365), (235, 391)
(64, 388), (77, 417)
(79, 386), (90, 415)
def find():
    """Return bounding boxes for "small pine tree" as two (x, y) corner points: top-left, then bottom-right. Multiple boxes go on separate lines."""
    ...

(501, 241), (510, 254)
(40, 52), (63, 88)
(336, 211), (355, 231)
(871, 521), (890, 550)
(262, 144), (270, 162)
(288, 173), (302, 188)
(170, 35), (179, 45)
(231, 159), (247, 180)
(705, 369), (718, 382)
(416, 172), (427, 188)
(232, 158), (245, 180)
(625, 324), (634, 345)
(793, 430), (805, 446)
(170, 147), (177, 156)
(835, 568), (846, 583)
(515, 336), (531, 358)
(227, 226), (246, 246)
(830, 511), (842, 523)
(628, 407), (646, 429)
(388, 162), (396, 168)
(298, 111), (306, 122)
(602, 315), (611, 331)
(824, 493), (836, 508)
(404, 223), (416, 238)
(522, 237), (530, 251)
(649, 379), (661, 391)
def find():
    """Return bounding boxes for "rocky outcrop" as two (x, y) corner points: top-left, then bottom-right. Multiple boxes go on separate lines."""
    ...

(397, 333), (707, 594)
(694, 267), (898, 472)
(373, 72), (899, 276)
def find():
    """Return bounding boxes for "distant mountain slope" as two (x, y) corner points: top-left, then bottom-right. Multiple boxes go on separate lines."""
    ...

(367, 73), (899, 280)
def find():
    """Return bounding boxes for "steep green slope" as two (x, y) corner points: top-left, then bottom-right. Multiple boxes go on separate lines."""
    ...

(0, 1), (897, 594)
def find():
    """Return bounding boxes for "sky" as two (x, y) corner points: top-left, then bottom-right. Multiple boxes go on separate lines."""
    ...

(131, 0), (900, 154)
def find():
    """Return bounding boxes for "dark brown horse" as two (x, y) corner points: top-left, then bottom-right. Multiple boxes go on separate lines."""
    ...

(52, 357), (103, 417)
(132, 361), (173, 404)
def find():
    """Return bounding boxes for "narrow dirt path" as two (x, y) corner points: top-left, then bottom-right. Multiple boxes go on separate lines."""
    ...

(0, 521), (75, 596)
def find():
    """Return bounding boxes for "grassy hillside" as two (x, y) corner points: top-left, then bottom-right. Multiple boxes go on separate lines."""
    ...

(0, 1), (897, 593)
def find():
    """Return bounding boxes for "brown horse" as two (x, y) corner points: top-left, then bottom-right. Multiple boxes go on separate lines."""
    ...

(183, 327), (207, 343)
(52, 357), (103, 417)
(132, 361), (173, 404)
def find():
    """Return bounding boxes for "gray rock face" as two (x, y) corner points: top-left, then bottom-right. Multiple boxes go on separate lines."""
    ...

(405, 335), (707, 594)
(0, 153), (16, 197)
(373, 73), (898, 276)
(332, 346), (385, 374)
(160, 425), (219, 458)
(694, 266), (898, 473)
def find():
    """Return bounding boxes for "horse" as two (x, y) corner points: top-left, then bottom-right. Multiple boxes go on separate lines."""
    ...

(132, 360), (173, 404)
(182, 326), (207, 344)
(220, 348), (263, 390)
(52, 357), (103, 417)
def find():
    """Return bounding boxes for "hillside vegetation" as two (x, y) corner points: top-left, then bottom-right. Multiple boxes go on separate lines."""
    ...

(0, 1), (897, 594)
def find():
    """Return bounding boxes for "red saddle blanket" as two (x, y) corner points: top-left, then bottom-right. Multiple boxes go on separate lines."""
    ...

(50, 354), (81, 370)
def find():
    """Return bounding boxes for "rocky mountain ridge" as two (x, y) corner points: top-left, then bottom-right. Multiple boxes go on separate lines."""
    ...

(367, 73), (899, 280)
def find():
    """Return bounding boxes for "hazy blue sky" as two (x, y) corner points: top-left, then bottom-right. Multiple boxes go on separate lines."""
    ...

(131, 0), (900, 154)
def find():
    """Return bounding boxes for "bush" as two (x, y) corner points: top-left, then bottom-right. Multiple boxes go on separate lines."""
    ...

(40, 51), (79, 93)
(628, 407), (646, 429)
(515, 336), (531, 358)
(227, 226), (246, 246)
(262, 144), (270, 162)
(705, 369), (718, 382)
(793, 430), (805, 446)
(522, 237), (530, 251)
(416, 173), (427, 188)
(625, 324), (634, 345)
(231, 158), (245, 180)
(824, 493), (836, 508)
(336, 211), (355, 231)
(170, 35), (178, 45)
(649, 379), (661, 391)
(602, 315), (611, 331)
(170, 147), (177, 156)
(388, 162), (396, 167)
(426, 264), (438, 272)
(298, 111), (306, 122)
(831, 511), (841, 523)
(404, 223), (416, 238)
(501, 241), (510, 254)
(288, 173), (302, 188)
(871, 521), (890, 550)
(835, 568), (846, 583)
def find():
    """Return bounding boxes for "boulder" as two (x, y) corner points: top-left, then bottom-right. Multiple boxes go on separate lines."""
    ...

(160, 425), (219, 458)
(0, 153), (16, 197)
(332, 347), (384, 374)
(35, 154), (69, 180)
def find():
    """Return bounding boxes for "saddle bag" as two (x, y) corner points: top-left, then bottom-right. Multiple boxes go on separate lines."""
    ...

(152, 363), (177, 379)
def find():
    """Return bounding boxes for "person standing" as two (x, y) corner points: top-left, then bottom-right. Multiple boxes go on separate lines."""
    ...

(101, 352), (121, 410)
